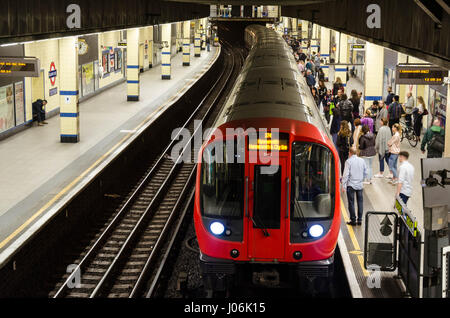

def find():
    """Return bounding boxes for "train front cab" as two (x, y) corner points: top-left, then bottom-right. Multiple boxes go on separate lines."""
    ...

(194, 128), (340, 293)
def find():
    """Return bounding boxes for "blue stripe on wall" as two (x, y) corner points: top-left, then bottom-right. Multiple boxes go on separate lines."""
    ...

(162, 52), (171, 55)
(365, 96), (382, 101)
(335, 68), (347, 72)
(162, 63), (171, 66)
(183, 53), (190, 55)
(127, 95), (139, 98)
(127, 80), (139, 84)
(60, 112), (79, 117)
(127, 65), (139, 69)
(321, 54), (330, 57)
(61, 134), (79, 138)
(183, 43), (190, 46)
(60, 90), (78, 96)
(320, 66), (329, 69)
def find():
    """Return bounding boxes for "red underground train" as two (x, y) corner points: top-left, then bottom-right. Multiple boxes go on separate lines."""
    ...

(194, 25), (341, 294)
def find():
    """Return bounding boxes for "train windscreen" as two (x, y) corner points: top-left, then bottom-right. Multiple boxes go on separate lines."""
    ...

(201, 141), (244, 218)
(291, 142), (335, 219)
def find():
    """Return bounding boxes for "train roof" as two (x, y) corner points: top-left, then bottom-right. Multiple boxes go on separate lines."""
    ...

(215, 25), (327, 133)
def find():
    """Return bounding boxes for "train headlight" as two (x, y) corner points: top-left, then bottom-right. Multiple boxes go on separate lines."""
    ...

(210, 222), (225, 236)
(309, 224), (324, 238)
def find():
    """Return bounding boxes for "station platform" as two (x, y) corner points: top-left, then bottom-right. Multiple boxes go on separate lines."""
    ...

(0, 45), (219, 264)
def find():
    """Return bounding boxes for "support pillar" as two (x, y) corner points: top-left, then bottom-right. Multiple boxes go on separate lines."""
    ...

(161, 23), (172, 80)
(335, 32), (349, 86)
(201, 22), (206, 51)
(126, 28), (140, 101)
(301, 20), (308, 40)
(364, 42), (384, 110)
(182, 21), (191, 66)
(291, 18), (298, 39)
(59, 36), (80, 143)
(194, 22), (201, 57)
(319, 26), (330, 79)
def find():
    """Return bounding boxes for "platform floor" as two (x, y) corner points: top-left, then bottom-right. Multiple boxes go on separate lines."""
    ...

(329, 72), (426, 297)
(0, 46), (219, 260)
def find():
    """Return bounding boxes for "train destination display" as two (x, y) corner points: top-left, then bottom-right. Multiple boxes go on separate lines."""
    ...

(395, 66), (446, 85)
(248, 132), (289, 151)
(0, 57), (40, 77)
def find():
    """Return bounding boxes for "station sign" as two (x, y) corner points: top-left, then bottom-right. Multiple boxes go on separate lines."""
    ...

(396, 65), (447, 85)
(248, 132), (289, 152)
(49, 62), (57, 86)
(0, 57), (40, 77)
(351, 44), (365, 50)
(118, 41), (127, 47)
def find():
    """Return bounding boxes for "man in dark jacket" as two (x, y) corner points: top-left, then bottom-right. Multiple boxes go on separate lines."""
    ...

(32, 99), (48, 126)
(421, 119), (445, 158)
(385, 86), (395, 106)
(338, 94), (354, 127)
(387, 95), (402, 129)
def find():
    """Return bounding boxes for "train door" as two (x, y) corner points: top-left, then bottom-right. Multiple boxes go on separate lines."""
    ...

(247, 158), (287, 260)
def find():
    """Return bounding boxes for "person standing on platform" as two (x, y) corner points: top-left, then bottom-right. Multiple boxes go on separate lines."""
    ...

(297, 60), (305, 75)
(342, 147), (368, 226)
(323, 89), (334, 123)
(361, 109), (374, 133)
(298, 50), (307, 62)
(339, 94), (354, 130)
(385, 86), (395, 106)
(358, 92), (365, 116)
(388, 95), (402, 130)
(311, 87), (320, 107)
(413, 96), (428, 141)
(358, 125), (376, 184)
(396, 151), (414, 205)
(32, 99), (48, 126)
(336, 120), (353, 174)
(421, 119), (445, 158)
(329, 107), (342, 146)
(403, 92), (415, 128)
(332, 77), (344, 96)
(388, 123), (402, 184)
(374, 118), (392, 178)
(318, 80), (327, 107)
(352, 118), (362, 150)
(375, 100), (388, 133)
(349, 90), (361, 119)
(369, 101), (379, 133)
(305, 69), (316, 89)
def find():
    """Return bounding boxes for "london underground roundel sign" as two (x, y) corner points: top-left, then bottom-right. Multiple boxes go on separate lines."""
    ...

(49, 62), (57, 86)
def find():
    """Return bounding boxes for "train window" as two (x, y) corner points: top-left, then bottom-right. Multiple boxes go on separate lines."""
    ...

(201, 141), (245, 218)
(291, 142), (335, 219)
(253, 165), (281, 229)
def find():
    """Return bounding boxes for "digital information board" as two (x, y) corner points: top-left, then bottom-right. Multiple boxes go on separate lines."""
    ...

(0, 57), (40, 77)
(395, 66), (446, 85)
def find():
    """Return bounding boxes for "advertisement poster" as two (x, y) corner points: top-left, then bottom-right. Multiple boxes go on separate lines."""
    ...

(0, 84), (15, 133)
(82, 62), (95, 96)
(429, 89), (447, 128)
(102, 51), (110, 77)
(14, 82), (24, 125)
(109, 53), (115, 72)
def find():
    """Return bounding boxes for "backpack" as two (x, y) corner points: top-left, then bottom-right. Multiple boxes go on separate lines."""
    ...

(428, 132), (445, 153)
(340, 100), (353, 120)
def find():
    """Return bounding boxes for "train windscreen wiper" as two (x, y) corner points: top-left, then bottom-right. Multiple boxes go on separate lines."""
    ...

(250, 215), (270, 237)
(294, 200), (309, 230)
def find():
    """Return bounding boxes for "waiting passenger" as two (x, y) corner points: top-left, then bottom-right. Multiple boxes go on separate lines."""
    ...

(338, 94), (354, 129)
(32, 99), (48, 126)
(329, 107), (341, 146)
(332, 77), (344, 96)
(421, 119), (445, 158)
(387, 95), (403, 130)
(385, 86), (395, 106)
(311, 87), (320, 107)
(374, 118), (392, 178)
(413, 96), (428, 140)
(341, 147), (368, 226)
(352, 118), (362, 151)
(349, 90), (361, 119)
(360, 109), (374, 133)
(387, 123), (402, 184)
(358, 125), (376, 184)
(396, 151), (414, 205)
(336, 120), (353, 174)
(403, 92), (415, 128)
(305, 69), (316, 88)
(375, 101), (388, 133)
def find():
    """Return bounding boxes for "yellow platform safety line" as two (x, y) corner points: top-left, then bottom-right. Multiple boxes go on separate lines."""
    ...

(0, 48), (220, 251)
(340, 200), (369, 277)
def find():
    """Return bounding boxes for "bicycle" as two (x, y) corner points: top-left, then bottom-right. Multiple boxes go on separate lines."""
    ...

(400, 118), (418, 147)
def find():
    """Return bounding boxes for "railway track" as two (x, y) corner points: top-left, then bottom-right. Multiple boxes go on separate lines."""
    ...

(48, 44), (244, 298)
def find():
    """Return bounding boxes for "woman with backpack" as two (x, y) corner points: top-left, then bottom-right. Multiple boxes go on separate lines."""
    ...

(359, 125), (377, 184)
(336, 120), (353, 174)
(349, 90), (361, 119)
